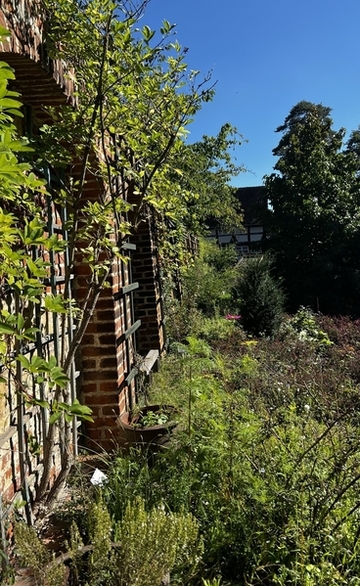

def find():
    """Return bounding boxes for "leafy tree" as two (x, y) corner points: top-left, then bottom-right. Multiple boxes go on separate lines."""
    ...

(0, 0), (244, 513)
(264, 100), (360, 314)
(33, 0), (221, 506)
(36, 0), (245, 282)
(168, 123), (245, 235)
(345, 125), (360, 168)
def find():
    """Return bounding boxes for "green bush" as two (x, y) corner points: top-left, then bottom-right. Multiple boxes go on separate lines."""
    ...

(182, 239), (239, 318)
(115, 497), (202, 586)
(233, 254), (285, 337)
(280, 306), (333, 350)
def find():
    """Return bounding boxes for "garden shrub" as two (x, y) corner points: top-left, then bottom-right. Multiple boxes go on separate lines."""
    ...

(115, 497), (202, 586)
(15, 523), (67, 586)
(279, 306), (333, 350)
(233, 254), (285, 337)
(182, 239), (239, 318)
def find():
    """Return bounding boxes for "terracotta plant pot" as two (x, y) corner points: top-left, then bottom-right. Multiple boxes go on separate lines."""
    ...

(116, 404), (178, 448)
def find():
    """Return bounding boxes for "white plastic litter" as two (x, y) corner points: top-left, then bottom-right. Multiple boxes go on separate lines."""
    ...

(90, 468), (108, 486)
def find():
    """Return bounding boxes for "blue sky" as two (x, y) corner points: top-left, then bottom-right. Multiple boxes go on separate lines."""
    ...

(143, 0), (360, 187)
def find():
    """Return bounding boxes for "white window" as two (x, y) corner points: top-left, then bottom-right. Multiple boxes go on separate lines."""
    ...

(249, 226), (263, 242)
(235, 233), (249, 243)
(218, 234), (232, 244)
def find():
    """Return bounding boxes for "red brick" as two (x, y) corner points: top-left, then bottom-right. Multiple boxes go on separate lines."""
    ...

(82, 359), (98, 370)
(84, 370), (117, 381)
(85, 393), (117, 406)
(101, 405), (119, 417)
(86, 429), (103, 441)
(95, 321), (116, 334)
(100, 357), (117, 369)
(98, 381), (119, 393)
(97, 310), (115, 322)
(98, 334), (116, 345)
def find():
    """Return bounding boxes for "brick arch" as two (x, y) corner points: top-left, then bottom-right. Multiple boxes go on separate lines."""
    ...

(0, 0), (74, 110)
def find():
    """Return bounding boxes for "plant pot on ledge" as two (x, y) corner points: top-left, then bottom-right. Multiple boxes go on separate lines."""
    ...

(116, 404), (178, 450)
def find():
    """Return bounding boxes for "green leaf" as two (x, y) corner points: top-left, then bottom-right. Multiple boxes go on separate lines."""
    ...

(17, 314), (24, 331)
(68, 402), (93, 416)
(0, 97), (23, 109)
(32, 398), (50, 409)
(0, 322), (14, 335)
(78, 414), (94, 422)
(142, 25), (155, 42)
(16, 355), (31, 369)
(50, 367), (69, 388)
(44, 294), (68, 314)
(49, 412), (62, 425)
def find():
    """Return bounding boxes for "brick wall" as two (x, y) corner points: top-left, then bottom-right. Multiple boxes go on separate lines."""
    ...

(0, 0), (74, 99)
(0, 1), (75, 504)
(131, 209), (166, 357)
(0, 0), (167, 502)
(75, 248), (137, 452)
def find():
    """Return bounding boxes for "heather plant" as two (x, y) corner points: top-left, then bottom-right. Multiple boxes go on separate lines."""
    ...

(14, 522), (67, 586)
(115, 497), (202, 586)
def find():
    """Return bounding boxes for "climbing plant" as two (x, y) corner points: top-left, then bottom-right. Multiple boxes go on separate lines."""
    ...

(0, 0), (243, 514)
(0, 24), (95, 518)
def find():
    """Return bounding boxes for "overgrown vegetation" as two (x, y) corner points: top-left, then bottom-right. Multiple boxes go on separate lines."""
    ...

(4, 2), (360, 585)
(0, 0), (243, 518)
(12, 243), (360, 585)
(102, 308), (360, 585)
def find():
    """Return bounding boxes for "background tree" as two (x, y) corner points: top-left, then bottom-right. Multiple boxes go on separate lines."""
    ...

(264, 100), (360, 315)
(153, 123), (244, 278)
(169, 123), (245, 233)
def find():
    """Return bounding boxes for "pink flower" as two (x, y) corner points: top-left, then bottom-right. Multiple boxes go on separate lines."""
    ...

(225, 314), (241, 320)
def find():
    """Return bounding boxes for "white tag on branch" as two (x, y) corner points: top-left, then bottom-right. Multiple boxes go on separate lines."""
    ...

(90, 468), (108, 486)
